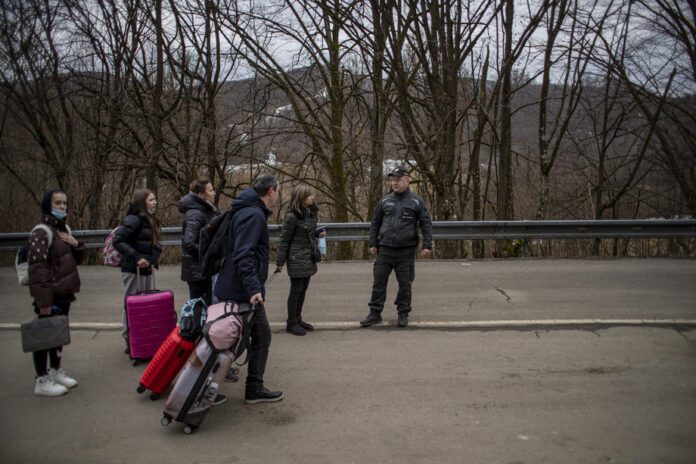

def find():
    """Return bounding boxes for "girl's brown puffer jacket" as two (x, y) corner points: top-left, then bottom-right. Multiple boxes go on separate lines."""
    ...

(28, 215), (86, 308)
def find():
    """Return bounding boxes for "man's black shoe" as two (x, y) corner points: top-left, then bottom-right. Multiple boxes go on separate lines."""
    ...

(397, 312), (408, 328)
(245, 387), (284, 404)
(211, 394), (227, 406)
(360, 312), (382, 327)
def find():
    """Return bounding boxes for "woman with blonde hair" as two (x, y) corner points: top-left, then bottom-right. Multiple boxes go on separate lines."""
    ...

(275, 184), (326, 336)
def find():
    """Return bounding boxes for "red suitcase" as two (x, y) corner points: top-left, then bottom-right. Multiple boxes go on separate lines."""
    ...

(137, 326), (196, 400)
(126, 288), (177, 365)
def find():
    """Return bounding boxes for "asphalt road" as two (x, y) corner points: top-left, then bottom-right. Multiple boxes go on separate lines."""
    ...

(1, 258), (695, 463)
(0, 327), (694, 463)
(1, 258), (695, 325)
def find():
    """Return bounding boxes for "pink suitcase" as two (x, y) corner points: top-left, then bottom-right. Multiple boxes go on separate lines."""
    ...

(126, 289), (177, 365)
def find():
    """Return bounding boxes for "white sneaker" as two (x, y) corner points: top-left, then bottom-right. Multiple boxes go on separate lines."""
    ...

(34, 375), (68, 396)
(48, 368), (78, 389)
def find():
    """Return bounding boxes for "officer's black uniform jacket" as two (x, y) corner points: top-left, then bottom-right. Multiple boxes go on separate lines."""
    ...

(368, 188), (432, 250)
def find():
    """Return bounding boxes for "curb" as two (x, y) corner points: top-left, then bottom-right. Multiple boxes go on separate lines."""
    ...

(1, 319), (695, 331)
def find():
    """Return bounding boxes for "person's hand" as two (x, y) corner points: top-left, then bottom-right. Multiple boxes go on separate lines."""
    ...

(369, 247), (378, 255)
(250, 293), (264, 306)
(39, 306), (51, 316)
(421, 248), (432, 258)
(137, 258), (150, 268)
(57, 231), (78, 247)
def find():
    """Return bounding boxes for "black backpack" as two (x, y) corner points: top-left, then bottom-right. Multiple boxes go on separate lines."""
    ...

(199, 210), (235, 277)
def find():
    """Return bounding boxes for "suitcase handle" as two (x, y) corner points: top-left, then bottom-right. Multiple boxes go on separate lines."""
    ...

(135, 266), (157, 293)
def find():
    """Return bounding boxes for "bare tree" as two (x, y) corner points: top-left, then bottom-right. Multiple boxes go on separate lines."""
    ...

(534, 0), (596, 219)
(386, 0), (500, 228)
(0, 0), (97, 225)
(218, 0), (362, 258)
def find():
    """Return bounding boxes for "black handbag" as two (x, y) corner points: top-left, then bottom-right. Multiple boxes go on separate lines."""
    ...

(21, 315), (71, 353)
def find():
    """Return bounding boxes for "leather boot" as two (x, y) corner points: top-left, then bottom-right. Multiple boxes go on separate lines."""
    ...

(360, 310), (382, 327)
(286, 320), (307, 336)
(297, 310), (314, 331)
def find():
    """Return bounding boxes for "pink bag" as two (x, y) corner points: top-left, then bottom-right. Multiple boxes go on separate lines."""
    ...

(202, 302), (243, 351)
(102, 227), (122, 267)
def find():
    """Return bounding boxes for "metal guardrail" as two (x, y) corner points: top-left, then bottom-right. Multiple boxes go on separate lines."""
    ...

(0, 220), (694, 251)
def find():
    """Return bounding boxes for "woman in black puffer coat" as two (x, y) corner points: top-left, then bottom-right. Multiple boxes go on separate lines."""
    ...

(275, 185), (326, 336)
(113, 189), (162, 351)
(178, 177), (218, 304)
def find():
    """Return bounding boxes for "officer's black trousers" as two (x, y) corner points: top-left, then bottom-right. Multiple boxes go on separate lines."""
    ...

(368, 246), (416, 314)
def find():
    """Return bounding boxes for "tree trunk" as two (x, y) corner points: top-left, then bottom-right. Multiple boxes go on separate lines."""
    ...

(497, 0), (515, 255)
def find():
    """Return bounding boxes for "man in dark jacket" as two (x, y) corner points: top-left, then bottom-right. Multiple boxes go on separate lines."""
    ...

(213, 173), (284, 403)
(360, 165), (432, 328)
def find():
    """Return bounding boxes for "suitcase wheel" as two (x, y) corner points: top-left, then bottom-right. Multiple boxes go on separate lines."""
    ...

(183, 425), (196, 434)
(161, 415), (172, 427)
(136, 384), (146, 394)
(150, 392), (161, 401)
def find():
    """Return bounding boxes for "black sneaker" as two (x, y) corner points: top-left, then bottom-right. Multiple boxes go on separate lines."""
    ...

(397, 312), (408, 328)
(245, 387), (284, 404)
(225, 367), (240, 383)
(211, 394), (227, 406)
(360, 311), (382, 327)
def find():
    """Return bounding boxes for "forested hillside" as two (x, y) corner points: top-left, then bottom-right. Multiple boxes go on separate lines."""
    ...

(1, 0), (693, 258)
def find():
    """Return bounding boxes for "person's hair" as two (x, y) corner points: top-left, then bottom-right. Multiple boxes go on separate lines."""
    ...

(251, 173), (279, 197)
(288, 184), (313, 214)
(40, 188), (66, 215)
(190, 177), (210, 195)
(131, 188), (161, 243)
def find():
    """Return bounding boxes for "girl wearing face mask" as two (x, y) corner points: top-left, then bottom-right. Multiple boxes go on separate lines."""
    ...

(27, 189), (86, 396)
(177, 177), (219, 304)
(112, 189), (162, 353)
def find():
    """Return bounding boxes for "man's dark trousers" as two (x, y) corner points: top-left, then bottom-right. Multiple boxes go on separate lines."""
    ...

(241, 303), (272, 393)
(368, 246), (416, 314)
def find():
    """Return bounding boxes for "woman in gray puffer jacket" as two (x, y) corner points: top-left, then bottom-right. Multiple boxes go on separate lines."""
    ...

(275, 185), (325, 336)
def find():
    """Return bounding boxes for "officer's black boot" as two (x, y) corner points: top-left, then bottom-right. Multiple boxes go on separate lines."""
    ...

(360, 310), (383, 327)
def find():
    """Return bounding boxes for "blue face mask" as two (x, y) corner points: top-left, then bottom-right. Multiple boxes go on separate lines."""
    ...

(51, 209), (67, 220)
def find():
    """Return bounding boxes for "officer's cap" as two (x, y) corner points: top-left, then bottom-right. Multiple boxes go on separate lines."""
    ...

(387, 165), (410, 177)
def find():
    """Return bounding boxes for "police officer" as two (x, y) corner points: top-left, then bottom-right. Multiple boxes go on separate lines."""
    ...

(360, 165), (432, 328)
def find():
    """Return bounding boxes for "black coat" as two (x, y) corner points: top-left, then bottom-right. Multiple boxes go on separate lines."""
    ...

(369, 188), (433, 250)
(178, 192), (218, 282)
(276, 204), (320, 278)
(113, 205), (161, 276)
(213, 188), (271, 302)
